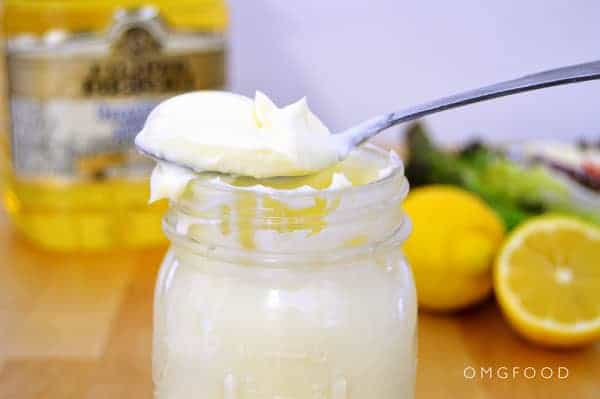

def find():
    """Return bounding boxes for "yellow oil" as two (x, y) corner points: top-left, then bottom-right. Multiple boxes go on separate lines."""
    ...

(1, 0), (227, 251)
(222, 150), (384, 250)
(2, 177), (166, 251)
(229, 156), (380, 190)
(2, 0), (228, 35)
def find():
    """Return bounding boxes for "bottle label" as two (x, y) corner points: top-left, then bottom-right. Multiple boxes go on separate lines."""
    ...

(6, 9), (225, 181)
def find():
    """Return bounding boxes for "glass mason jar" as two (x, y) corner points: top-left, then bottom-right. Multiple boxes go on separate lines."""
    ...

(1, 0), (227, 250)
(153, 147), (417, 399)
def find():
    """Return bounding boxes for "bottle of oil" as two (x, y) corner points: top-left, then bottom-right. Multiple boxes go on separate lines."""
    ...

(1, 0), (228, 251)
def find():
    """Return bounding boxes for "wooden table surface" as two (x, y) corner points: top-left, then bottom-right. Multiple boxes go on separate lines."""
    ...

(0, 214), (598, 399)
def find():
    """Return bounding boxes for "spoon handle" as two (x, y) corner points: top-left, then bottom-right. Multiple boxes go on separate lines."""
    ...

(336, 60), (600, 155)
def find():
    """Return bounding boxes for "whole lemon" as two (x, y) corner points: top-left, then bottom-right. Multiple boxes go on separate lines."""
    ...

(403, 185), (505, 311)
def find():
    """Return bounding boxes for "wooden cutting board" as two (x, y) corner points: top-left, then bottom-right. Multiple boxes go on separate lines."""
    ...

(0, 214), (598, 399)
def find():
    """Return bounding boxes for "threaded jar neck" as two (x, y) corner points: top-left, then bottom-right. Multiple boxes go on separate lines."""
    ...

(163, 146), (410, 265)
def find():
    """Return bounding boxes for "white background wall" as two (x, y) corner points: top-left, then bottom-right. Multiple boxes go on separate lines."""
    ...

(228, 1), (600, 145)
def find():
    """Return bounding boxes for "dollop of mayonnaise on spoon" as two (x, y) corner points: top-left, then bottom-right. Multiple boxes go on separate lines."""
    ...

(135, 91), (339, 182)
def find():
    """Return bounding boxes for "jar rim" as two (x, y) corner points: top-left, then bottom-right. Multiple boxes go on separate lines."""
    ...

(181, 144), (405, 201)
(164, 145), (410, 264)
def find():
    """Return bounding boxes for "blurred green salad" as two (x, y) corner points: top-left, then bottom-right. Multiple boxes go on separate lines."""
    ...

(404, 123), (600, 230)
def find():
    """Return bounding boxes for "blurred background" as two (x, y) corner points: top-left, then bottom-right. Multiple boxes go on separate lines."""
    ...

(0, 1), (598, 398)
(229, 0), (600, 145)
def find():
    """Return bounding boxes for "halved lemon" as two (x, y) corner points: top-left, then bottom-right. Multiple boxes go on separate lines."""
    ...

(494, 215), (600, 347)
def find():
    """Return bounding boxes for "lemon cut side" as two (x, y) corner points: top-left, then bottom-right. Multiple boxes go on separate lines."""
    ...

(494, 216), (600, 347)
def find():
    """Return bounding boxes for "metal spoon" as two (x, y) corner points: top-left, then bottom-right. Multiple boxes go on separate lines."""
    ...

(137, 60), (600, 175)
(332, 60), (600, 158)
